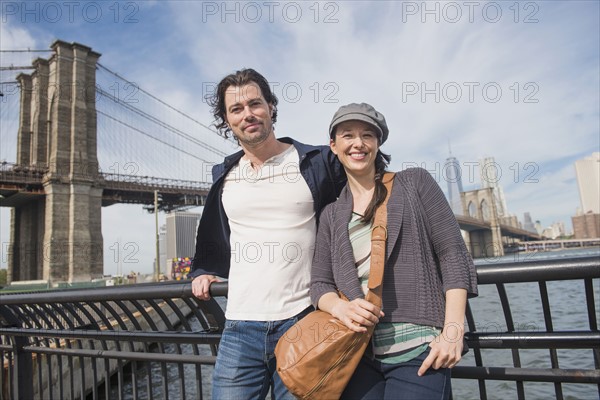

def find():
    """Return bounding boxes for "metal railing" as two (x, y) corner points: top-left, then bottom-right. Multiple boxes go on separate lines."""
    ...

(455, 255), (600, 400)
(0, 281), (227, 400)
(0, 256), (599, 400)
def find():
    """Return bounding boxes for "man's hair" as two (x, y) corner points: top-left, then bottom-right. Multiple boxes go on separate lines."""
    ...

(206, 68), (279, 140)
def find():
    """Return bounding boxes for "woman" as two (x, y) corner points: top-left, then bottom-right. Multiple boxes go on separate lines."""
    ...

(310, 103), (478, 399)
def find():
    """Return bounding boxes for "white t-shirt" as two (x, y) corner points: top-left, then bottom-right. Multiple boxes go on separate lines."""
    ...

(222, 145), (315, 320)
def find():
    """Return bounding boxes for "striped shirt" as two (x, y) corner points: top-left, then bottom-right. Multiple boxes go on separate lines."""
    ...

(349, 212), (440, 364)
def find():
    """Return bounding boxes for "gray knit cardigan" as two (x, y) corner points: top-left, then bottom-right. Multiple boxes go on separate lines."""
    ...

(310, 167), (478, 329)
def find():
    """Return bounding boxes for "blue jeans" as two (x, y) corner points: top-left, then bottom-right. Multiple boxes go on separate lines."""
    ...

(341, 348), (451, 400)
(212, 307), (312, 400)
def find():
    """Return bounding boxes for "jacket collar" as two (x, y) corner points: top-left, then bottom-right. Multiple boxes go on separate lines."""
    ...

(221, 136), (319, 173)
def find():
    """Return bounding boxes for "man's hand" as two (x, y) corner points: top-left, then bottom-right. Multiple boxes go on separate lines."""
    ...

(191, 274), (220, 300)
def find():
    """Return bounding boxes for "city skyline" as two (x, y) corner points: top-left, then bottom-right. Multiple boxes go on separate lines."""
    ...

(1, 1), (598, 275)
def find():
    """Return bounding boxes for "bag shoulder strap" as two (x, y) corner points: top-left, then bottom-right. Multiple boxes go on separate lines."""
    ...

(365, 172), (395, 307)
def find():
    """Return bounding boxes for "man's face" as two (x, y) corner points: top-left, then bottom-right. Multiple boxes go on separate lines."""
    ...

(224, 83), (274, 147)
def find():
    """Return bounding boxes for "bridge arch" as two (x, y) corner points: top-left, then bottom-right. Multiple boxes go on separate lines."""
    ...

(468, 201), (477, 218)
(481, 199), (490, 221)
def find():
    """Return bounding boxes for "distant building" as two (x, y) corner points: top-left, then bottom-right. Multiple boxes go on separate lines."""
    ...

(165, 212), (201, 279)
(575, 152), (600, 214)
(572, 212), (600, 239)
(444, 153), (464, 215)
(523, 212), (537, 233)
(572, 152), (599, 238)
(159, 224), (167, 275)
(534, 220), (543, 236)
(542, 222), (566, 239)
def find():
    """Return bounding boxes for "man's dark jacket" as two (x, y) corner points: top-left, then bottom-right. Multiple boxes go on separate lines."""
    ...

(189, 137), (346, 279)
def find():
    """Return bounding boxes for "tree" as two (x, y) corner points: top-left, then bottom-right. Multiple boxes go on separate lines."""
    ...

(0, 269), (7, 286)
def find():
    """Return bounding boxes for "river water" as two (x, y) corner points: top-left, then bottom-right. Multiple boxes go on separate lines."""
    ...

(113, 248), (599, 399)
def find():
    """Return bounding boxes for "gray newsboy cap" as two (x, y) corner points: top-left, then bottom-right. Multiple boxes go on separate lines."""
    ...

(329, 103), (389, 144)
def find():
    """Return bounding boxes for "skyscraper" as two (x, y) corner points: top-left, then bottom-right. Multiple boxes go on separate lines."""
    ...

(572, 152), (600, 238)
(165, 212), (201, 278)
(523, 212), (537, 233)
(574, 152), (600, 214)
(444, 147), (464, 215)
(158, 224), (167, 275)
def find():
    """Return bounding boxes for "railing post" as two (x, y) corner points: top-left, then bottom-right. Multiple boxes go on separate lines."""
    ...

(12, 336), (33, 400)
(0, 307), (33, 400)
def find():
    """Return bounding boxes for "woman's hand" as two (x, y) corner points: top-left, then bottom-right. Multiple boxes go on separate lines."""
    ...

(418, 288), (468, 376)
(417, 323), (464, 376)
(191, 274), (220, 300)
(330, 298), (384, 333)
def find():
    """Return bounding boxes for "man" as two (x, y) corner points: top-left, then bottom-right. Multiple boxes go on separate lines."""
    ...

(189, 68), (345, 399)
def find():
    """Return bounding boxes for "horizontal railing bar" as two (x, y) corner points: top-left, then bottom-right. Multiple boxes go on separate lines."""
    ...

(0, 280), (228, 304)
(475, 256), (599, 284)
(4, 329), (594, 351)
(1, 257), (597, 304)
(0, 328), (222, 344)
(464, 331), (600, 349)
(452, 366), (600, 384)
(0, 344), (12, 351)
(21, 346), (217, 365)
(0, 281), (194, 303)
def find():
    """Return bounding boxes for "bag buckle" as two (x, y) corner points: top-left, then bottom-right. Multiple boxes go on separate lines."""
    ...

(371, 225), (387, 240)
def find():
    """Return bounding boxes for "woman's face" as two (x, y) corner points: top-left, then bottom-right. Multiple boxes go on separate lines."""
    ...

(330, 120), (379, 178)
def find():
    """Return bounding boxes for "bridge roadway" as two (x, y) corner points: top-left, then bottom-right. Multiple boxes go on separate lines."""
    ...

(452, 213), (541, 241)
(0, 162), (210, 211)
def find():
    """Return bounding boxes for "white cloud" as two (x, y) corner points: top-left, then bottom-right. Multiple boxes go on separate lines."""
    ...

(0, 20), (38, 50)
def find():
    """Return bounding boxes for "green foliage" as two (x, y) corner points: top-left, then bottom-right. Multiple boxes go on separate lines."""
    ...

(0, 269), (7, 285)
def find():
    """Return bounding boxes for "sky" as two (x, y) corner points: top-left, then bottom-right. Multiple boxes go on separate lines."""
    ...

(0, 1), (599, 276)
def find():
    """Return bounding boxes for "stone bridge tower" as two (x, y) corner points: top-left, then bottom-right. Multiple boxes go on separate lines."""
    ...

(462, 187), (504, 258)
(9, 40), (104, 284)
